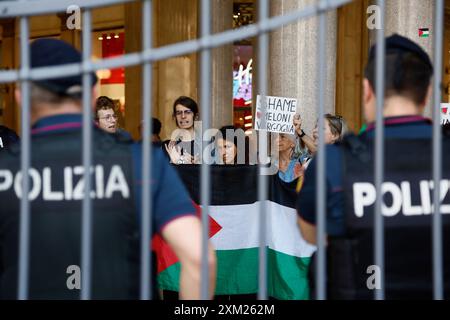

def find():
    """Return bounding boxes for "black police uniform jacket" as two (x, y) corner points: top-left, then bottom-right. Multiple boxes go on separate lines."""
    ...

(0, 127), (140, 299)
(325, 134), (450, 299)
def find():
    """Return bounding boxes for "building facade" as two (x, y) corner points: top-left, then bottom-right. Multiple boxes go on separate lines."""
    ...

(0, 0), (448, 140)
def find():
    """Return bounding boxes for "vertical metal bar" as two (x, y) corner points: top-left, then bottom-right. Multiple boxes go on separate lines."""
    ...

(374, 0), (385, 301)
(18, 14), (31, 301)
(200, 0), (211, 300)
(315, 0), (327, 301)
(257, 0), (269, 301)
(140, 0), (153, 300)
(432, 0), (444, 301)
(80, 8), (93, 300)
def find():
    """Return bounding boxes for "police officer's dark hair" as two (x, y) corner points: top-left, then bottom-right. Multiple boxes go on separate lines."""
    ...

(364, 52), (433, 106)
(95, 96), (117, 120)
(172, 96), (199, 121)
(30, 83), (81, 106)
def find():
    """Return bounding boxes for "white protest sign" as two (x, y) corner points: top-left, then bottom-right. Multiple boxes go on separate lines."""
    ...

(441, 103), (450, 125)
(255, 95), (297, 134)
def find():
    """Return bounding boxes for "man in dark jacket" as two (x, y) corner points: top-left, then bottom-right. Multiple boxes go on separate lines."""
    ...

(0, 38), (216, 299)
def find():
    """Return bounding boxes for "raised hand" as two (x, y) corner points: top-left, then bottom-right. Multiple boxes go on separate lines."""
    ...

(293, 114), (302, 135)
(164, 140), (182, 164)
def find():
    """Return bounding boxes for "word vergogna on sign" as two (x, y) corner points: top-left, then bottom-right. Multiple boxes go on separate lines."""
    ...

(255, 95), (297, 134)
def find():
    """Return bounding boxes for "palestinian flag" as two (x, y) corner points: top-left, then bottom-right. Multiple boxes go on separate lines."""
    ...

(155, 165), (316, 300)
(418, 28), (429, 38)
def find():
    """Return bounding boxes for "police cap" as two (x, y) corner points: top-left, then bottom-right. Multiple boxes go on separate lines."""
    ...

(368, 33), (433, 72)
(30, 38), (98, 97)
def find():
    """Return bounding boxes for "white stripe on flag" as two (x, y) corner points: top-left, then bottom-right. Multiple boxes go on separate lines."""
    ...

(208, 201), (316, 258)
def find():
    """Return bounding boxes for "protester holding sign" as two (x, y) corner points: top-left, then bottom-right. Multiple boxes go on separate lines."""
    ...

(274, 133), (303, 183)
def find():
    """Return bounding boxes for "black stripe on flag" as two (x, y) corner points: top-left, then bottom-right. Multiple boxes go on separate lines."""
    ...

(174, 164), (298, 208)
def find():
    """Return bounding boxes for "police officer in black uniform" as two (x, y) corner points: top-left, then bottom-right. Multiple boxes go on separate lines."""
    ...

(0, 125), (19, 150)
(297, 34), (450, 299)
(0, 39), (216, 299)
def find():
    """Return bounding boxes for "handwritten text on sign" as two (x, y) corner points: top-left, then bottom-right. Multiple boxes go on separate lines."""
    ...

(442, 103), (450, 125)
(255, 95), (297, 134)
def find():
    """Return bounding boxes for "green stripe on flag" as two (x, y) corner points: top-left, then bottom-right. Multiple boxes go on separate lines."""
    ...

(267, 249), (311, 300)
(158, 248), (311, 300)
(215, 249), (259, 294)
(158, 262), (181, 292)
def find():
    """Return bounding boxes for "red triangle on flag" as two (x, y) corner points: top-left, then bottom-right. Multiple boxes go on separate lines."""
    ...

(418, 29), (423, 37)
(152, 201), (222, 273)
(442, 107), (448, 115)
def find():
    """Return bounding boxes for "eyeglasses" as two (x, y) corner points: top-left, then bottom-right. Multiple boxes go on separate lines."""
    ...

(99, 114), (118, 121)
(175, 110), (194, 117)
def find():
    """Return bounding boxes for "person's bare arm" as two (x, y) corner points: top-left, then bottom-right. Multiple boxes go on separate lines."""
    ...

(162, 216), (216, 299)
(293, 114), (317, 155)
(300, 134), (317, 155)
(297, 216), (318, 245)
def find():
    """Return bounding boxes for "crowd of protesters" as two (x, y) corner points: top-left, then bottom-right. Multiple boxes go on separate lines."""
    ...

(1, 33), (450, 300)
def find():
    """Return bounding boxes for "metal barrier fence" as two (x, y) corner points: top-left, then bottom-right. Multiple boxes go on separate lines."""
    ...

(0, 0), (444, 300)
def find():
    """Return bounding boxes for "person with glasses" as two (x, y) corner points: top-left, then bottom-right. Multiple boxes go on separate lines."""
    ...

(95, 96), (118, 133)
(95, 96), (132, 140)
(163, 96), (201, 164)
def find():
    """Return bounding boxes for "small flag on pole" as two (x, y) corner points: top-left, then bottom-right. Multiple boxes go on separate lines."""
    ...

(418, 28), (429, 37)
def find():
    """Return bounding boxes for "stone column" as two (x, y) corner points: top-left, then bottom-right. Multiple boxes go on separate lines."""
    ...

(372, 0), (435, 117)
(211, 0), (233, 129)
(154, 0), (198, 141)
(442, 4), (450, 103)
(443, 7), (450, 103)
(124, 1), (143, 140)
(269, 0), (337, 134)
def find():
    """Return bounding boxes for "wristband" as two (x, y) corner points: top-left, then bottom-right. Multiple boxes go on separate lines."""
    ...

(299, 130), (306, 138)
